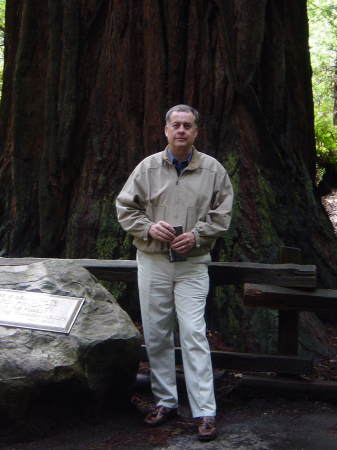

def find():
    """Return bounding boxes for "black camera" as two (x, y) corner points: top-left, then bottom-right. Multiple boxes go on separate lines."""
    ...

(168, 226), (187, 262)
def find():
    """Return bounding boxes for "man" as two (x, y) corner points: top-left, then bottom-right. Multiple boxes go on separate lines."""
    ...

(116, 105), (233, 441)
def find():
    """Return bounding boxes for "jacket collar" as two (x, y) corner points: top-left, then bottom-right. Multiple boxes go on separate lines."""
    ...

(162, 146), (201, 170)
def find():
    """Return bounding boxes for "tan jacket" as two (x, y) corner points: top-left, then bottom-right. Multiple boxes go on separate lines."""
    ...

(116, 147), (234, 256)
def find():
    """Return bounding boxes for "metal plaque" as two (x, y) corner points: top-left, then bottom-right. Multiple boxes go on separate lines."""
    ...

(0, 289), (85, 334)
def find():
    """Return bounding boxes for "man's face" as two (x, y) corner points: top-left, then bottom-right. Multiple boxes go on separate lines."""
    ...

(165, 111), (198, 155)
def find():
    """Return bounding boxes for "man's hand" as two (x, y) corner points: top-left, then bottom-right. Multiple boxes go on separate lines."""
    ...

(170, 232), (195, 254)
(149, 221), (176, 242)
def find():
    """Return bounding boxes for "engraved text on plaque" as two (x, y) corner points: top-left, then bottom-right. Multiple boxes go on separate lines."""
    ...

(0, 289), (84, 334)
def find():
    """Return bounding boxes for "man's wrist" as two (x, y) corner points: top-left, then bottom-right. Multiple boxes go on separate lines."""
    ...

(144, 223), (153, 241)
(192, 230), (200, 248)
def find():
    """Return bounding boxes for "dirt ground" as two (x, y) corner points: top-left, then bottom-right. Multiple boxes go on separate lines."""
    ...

(322, 189), (337, 234)
(0, 370), (337, 450)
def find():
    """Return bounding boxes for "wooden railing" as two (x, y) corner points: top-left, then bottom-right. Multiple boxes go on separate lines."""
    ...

(0, 257), (317, 287)
(0, 252), (320, 376)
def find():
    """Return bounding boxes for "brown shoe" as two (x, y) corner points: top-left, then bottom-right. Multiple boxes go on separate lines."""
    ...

(198, 416), (217, 441)
(144, 405), (177, 426)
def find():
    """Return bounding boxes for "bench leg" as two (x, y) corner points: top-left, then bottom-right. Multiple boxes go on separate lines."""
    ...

(278, 311), (299, 355)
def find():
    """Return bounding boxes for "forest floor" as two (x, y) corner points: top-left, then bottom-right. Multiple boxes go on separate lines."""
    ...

(322, 189), (337, 234)
(1, 369), (337, 450)
(0, 190), (336, 449)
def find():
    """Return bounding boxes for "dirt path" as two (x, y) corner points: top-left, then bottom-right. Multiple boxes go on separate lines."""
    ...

(1, 375), (337, 450)
(322, 189), (337, 234)
(1, 396), (337, 449)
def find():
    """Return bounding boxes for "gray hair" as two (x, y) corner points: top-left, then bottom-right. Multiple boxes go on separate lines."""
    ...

(165, 104), (199, 126)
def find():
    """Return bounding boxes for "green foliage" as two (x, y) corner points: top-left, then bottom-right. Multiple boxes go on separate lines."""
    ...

(308, 0), (337, 175)
(0, 1), (4, 39)
(315, 118), (337, 165)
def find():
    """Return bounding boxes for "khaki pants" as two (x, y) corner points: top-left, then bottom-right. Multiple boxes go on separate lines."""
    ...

(137, 250), (216, 418)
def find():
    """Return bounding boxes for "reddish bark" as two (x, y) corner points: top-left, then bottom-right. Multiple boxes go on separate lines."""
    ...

(0, 0), (336, 289)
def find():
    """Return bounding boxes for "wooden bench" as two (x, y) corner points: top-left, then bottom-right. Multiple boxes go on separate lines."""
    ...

(244, 284), (337, 313)
(244, 283), (337, 355)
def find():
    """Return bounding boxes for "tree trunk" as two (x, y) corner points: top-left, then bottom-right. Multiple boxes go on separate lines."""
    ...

(0, 1), (336, 286)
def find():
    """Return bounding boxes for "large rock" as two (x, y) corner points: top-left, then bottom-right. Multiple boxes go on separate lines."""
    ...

(0, 260), (141, 419)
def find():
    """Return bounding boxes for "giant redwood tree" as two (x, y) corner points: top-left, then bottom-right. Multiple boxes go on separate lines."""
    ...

(0, 1), (337, 339)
